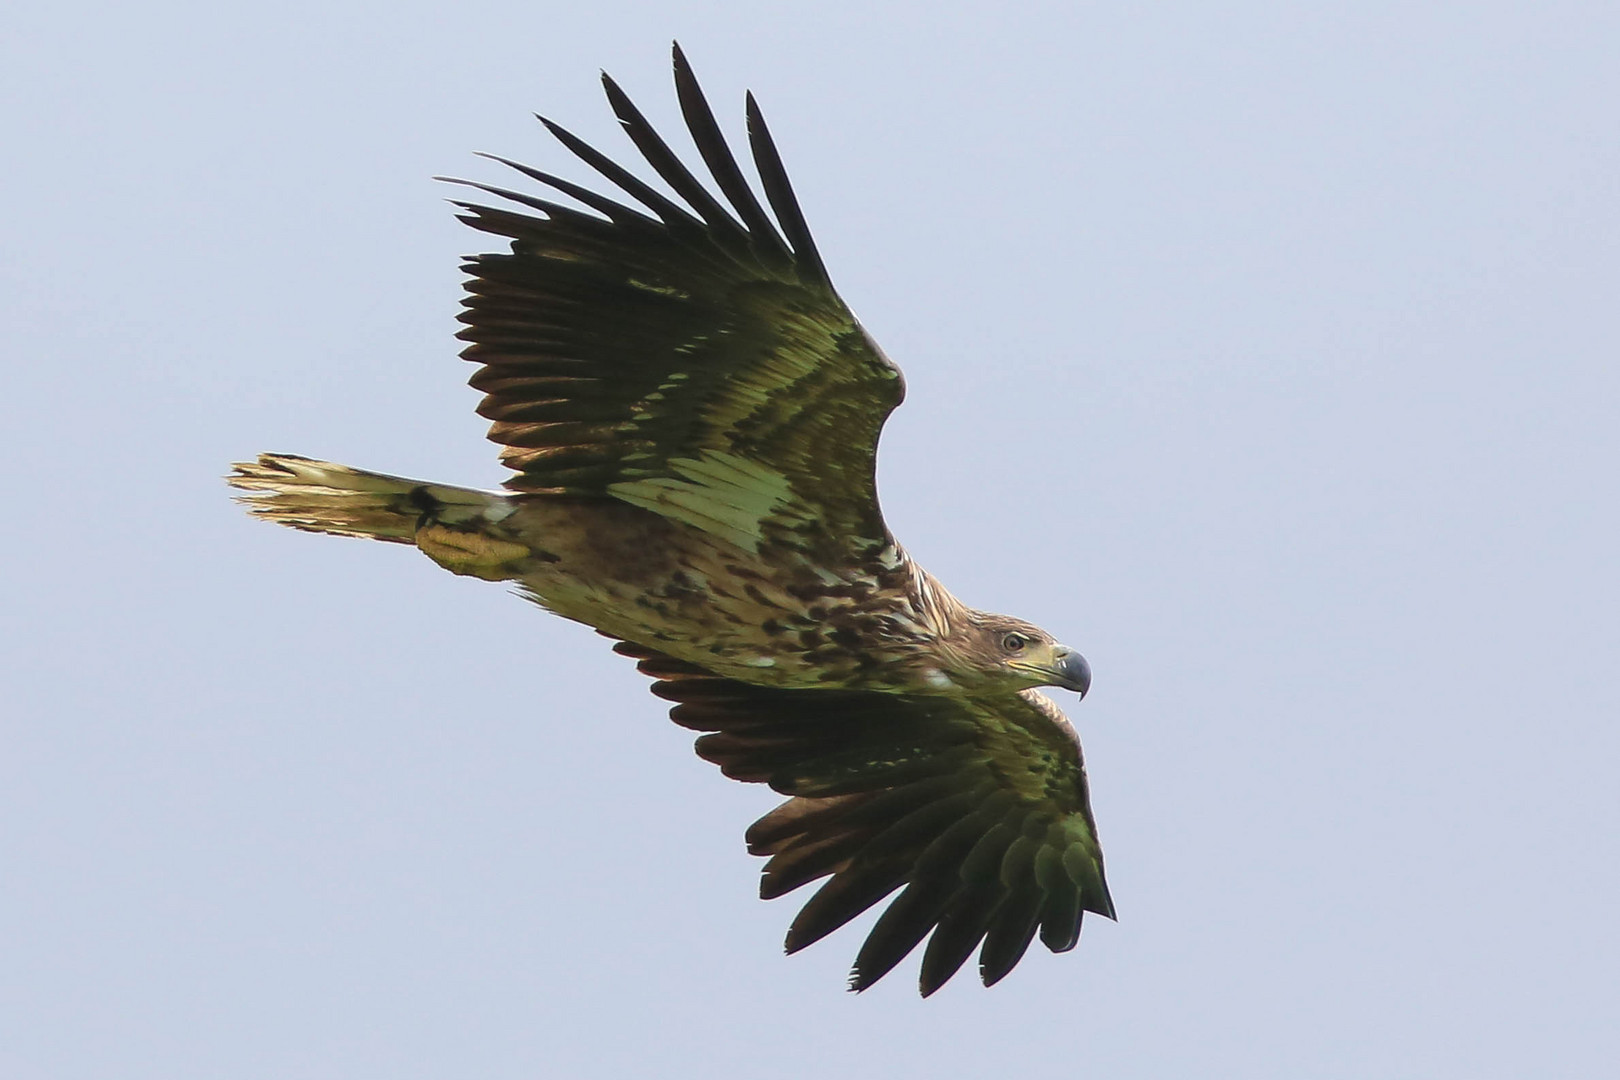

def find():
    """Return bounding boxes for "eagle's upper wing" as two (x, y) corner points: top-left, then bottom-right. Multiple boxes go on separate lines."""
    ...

(616, 642), (1114, 996)
(448, 46), (903, 558)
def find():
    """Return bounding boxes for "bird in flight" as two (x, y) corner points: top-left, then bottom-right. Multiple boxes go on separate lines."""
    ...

(229, 44), (1112, 996)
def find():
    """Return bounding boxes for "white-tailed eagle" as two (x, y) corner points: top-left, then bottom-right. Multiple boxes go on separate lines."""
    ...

(229, 44), (1112, 996)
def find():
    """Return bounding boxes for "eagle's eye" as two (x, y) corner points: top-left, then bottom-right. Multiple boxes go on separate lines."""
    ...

(1001, 632), (1029, 654)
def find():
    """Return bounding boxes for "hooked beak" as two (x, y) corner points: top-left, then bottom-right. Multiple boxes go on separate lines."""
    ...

(1052, 646), (1092, 698)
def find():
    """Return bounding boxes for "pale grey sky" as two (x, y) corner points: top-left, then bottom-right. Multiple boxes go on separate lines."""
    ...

(4, 2), (1618, 1077)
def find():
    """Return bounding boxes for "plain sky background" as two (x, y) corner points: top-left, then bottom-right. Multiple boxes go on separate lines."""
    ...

(4, 2), (1617, 1077)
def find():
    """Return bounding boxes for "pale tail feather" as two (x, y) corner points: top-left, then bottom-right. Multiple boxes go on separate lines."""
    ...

(227, 453), (512, 544)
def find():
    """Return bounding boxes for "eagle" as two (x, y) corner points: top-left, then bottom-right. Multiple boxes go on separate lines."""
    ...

(229, 45), (1112, 996)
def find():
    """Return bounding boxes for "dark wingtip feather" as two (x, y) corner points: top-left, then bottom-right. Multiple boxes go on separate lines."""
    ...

(744, 91), (830, 287)
(978, 890), (1044, 987)
(468, 151), (630, 214)
(1039, 890), (1084, 954)
(669, 40), (691, 77)
(846, 882), (951, 992)
(783, 863), (909, 955)
(918, 906), (994, 997)
(533, 112), (699, 231)
(599, 66), (748, 242)
(668, 42), (792, 266)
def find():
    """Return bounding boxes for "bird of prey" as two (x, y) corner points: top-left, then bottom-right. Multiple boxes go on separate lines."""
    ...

(229, 45), (1112, 996)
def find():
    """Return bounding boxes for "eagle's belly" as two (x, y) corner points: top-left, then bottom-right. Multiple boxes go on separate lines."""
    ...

(499, 497), (928, 688)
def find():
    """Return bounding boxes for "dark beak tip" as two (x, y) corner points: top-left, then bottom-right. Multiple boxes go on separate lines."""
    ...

(1060, 651), (1092, 697)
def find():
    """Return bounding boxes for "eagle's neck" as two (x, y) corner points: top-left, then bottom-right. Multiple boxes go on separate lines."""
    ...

(909, 566), (968, 640)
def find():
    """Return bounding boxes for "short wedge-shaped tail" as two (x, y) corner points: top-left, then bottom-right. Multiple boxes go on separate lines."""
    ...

(228, 453), (510, 544)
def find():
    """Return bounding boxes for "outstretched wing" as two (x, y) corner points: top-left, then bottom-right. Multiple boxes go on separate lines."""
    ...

(448, 45), (903, 558)
(616, 642), (1114, 997)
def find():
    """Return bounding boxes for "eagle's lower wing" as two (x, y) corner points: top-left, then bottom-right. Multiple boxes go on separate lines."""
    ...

(448, 46), (903, 559)
(617, 642), (1114, 996)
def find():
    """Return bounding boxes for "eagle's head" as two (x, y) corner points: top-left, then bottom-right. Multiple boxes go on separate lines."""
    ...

(934, 612), (1091, 697)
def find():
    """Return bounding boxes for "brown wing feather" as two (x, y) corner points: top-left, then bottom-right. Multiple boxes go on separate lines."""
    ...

(447, 47), (903, 558)
(614, 641), (1113, 996)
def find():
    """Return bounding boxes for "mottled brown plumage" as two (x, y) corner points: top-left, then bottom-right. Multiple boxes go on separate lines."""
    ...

(228, 44), (1111, 995)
